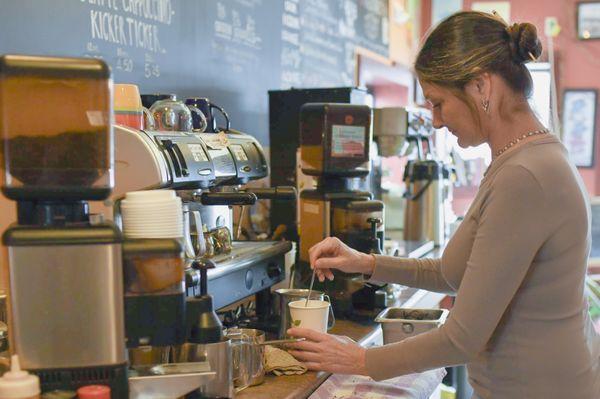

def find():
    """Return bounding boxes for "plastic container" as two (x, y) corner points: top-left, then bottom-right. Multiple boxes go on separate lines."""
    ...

(0, 355), (40, 399)
(375, 307), (449, 344)
(122, 238), (185, 294)
(0, 54), (112, 201)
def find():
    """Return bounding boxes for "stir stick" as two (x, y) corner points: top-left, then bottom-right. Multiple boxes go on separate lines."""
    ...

(305, 268), (316, 307)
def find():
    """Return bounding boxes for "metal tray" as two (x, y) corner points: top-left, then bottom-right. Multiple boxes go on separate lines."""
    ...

(129, 361), (215, 399)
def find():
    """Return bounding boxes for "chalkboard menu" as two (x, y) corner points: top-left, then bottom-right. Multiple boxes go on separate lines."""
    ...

(0, 0), (389, 144)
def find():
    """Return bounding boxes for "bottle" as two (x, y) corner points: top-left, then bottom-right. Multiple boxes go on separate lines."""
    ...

(75, 385), (110, 399)
(0, 355), (40, 399)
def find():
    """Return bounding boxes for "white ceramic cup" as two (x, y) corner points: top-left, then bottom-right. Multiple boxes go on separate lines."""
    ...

(288, 298), (335, 333)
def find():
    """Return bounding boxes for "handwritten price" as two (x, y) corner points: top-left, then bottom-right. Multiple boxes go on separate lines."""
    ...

(116, 57), (134, 73)
(144, 62), (160, 78)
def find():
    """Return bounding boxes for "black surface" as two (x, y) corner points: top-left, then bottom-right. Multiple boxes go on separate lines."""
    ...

(34, 363), (129, 398)
(125, 292), (186, 347)
(15, 201), (90, 226)
(0, 1), (388, 144)
(299, 103), (372, 177)
(268, 87), (371, 241)
(186, 295), (224, 344)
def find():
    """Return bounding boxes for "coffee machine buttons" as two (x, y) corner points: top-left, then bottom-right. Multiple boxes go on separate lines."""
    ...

(231, 144), (248, 161)
(244, 269), (254, 290)
(188, 144), (209, 162)
(267, 262), (282, 279)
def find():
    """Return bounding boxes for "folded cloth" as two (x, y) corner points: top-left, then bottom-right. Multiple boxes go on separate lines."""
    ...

(264, 345), (307, 376)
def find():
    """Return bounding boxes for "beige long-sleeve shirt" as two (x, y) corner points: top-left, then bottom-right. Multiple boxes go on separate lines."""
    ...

(365, 135), (600, 398)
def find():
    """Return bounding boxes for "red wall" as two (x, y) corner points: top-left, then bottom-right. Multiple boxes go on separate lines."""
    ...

(472, 0), (600, 195)
(422, 0), (600, 196)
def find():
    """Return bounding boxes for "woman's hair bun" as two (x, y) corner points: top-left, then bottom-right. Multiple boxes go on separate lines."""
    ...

(507, 22), (542, 64)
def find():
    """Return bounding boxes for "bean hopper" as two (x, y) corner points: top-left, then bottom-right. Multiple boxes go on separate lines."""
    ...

(298, 103), (386, 318)
(0, 55), (128, 395)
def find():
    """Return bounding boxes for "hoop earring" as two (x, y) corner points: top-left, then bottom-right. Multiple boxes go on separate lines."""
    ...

(482, 99), (490, 113)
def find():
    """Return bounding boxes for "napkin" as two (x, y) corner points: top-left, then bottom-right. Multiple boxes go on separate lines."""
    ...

(264, 345), (307, 376)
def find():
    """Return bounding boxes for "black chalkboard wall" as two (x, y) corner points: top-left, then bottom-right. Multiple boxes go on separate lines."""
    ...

(0, 0), (389, 144)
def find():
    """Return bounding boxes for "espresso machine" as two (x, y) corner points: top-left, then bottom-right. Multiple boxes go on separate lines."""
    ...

(112, 126), (294, 305)
(112, 122), (294, 397)
(0, 55), (129, 395)
(297, 103), (386, 319)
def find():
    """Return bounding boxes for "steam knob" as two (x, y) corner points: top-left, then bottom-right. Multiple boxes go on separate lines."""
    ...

(366, 217), (383, 255)
(267, 262), (282, 279)
(191, 259), (216, 296)
(187, 259), (222, 344)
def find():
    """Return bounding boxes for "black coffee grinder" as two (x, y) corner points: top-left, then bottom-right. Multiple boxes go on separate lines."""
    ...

(0, 55), (128, 396)
(298, 103), (386, 320)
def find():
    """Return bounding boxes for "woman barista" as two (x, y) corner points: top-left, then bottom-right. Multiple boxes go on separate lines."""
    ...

(287, 11), (600, 398)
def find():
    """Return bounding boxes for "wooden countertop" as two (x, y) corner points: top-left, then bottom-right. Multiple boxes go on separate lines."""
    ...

(236, 288), (445, 399)
(236, 319), (379, 399)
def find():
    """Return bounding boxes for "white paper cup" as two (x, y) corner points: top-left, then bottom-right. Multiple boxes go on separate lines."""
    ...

(288, 299), (334, 333)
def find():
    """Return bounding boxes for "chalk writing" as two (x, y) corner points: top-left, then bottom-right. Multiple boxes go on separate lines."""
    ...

(82, 0), (174, 54)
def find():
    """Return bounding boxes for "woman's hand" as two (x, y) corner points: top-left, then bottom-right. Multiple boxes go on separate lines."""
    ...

(286, 327), (368, 376)
(309, 237), (375, 282)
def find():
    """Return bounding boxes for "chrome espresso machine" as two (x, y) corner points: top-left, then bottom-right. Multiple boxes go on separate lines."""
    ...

(113, 126), (294, 307)
(112, 124), (295, 397)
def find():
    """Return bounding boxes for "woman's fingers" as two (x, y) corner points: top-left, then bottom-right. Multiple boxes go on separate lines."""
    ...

(287, 327), (329, 343)
(286, 338), (322, 353)
(314, 256), (347, 272)
(300, 361), (322, 371)
(315, 268), (324, 282)
(308, 237), (340, 268)
(288, 349), (321, 363)
(315, 267), (334, 282)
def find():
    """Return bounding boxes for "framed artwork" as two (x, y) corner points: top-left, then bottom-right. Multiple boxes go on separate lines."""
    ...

(577, 2), (600, 39)
(562, 89), (597, 167)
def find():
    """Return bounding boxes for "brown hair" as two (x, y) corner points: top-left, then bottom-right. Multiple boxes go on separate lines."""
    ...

(415, 11), (542, 98)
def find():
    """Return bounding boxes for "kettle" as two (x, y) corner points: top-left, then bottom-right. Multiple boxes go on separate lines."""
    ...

(149, 99), (208, 132)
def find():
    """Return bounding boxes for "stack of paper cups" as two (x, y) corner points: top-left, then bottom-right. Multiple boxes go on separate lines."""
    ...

(121, 190), (183, 238)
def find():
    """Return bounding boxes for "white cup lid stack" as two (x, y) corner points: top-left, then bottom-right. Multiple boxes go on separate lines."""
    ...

(121, 190), (183, 239)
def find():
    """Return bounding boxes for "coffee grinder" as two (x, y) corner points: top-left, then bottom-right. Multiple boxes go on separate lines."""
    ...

(0, 55), (128, 395)
(298, 103), (386, 319)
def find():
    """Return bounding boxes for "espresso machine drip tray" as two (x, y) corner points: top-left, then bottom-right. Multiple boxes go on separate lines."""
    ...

(186, 241), (292, 310)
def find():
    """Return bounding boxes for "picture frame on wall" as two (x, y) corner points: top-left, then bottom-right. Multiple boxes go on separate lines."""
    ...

(562, 89), (597, 168)
(577, 1), (600, 39)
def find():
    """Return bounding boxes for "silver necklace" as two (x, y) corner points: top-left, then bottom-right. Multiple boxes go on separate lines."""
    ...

(495, 128), (549, 157)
